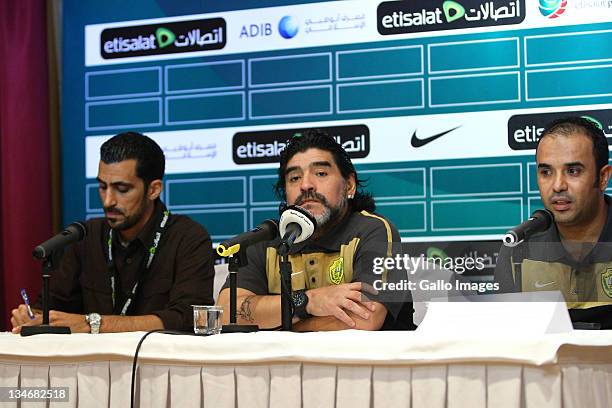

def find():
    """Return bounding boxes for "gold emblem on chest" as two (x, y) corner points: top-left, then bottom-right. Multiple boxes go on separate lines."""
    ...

(329, 257), (344, 285)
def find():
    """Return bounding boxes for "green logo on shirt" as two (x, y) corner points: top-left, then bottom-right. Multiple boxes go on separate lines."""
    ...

(602, 268), (612, 298)
(329, 257), (344, 285)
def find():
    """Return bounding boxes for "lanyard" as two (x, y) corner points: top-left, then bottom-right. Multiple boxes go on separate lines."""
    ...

(106, 207), (170, 315)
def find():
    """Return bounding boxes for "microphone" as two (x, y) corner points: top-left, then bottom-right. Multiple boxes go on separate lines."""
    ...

(278, 206), (317, 252)
(503, 209), (553, 247)
(217, 219), (278, 257)
(33, 221), (87, 260)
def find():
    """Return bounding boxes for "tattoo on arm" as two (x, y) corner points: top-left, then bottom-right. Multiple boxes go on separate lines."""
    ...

(238, 295), (257, 323)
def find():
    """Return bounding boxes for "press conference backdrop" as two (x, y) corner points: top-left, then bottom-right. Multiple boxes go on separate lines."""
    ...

(62, 0), (612, 245)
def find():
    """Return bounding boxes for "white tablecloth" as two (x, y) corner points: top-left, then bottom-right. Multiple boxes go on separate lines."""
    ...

(0, 330), (611, 407)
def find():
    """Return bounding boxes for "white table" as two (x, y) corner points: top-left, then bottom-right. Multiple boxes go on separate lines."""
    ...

(0, 330), (611, 407)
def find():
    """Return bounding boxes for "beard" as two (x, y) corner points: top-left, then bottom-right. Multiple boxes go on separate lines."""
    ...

(104, 199), (148, 232)
(295, 191), (348, 228)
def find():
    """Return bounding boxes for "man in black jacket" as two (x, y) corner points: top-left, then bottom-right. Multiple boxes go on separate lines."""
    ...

(12, 132), (215, 333)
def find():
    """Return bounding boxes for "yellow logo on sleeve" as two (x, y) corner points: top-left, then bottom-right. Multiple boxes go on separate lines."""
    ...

(602, 268), (612, 299)
(329, 257), (344, 284)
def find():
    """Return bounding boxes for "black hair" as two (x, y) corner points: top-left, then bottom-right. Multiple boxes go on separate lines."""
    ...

(100, 132), (165, 188)
(274, 128), (375, 212)
(537, 116), (609, 184)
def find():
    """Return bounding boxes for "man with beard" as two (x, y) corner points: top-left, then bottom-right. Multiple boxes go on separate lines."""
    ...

(495, 117), (612, 329)
(11, 132), (214, 333)
(217, 130), (406, 331)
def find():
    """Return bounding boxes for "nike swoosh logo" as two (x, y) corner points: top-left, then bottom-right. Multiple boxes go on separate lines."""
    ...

(534, 281), (555, 288)
(410, 126), (460, 148)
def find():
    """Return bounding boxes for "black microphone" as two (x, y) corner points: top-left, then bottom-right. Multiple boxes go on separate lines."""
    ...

(217, 219), (278, 257)
(278, 206), (317, 252)
(503, 209), (553, 247)
(33, 221), (87, 260)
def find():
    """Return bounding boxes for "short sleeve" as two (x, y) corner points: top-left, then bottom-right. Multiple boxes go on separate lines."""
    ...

(221, 241), (271, 295)
(352, 214), (406, 320)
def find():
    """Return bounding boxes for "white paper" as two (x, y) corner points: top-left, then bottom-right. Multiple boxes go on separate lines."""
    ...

(416, 291), (573, 336)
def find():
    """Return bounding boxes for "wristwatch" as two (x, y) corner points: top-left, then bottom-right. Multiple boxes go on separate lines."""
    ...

(291, 290), (312, 320)
(86, 313), (102, 334)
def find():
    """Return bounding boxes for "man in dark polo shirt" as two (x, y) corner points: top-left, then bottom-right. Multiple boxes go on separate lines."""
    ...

(495, 117), (612, 329)
(217, 130), (408, 331)
(11, 132), (214, 333)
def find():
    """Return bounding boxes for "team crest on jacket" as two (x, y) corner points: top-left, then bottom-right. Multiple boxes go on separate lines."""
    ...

(329, 257), (344, 284)
(602, 268), (612, 298)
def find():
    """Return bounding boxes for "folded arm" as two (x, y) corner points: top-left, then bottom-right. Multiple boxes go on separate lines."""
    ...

(11, 305), (164, 334)
(217, 281), (387, 331)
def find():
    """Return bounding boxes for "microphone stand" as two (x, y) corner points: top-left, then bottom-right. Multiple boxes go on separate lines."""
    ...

(277, 242), (293, 331)
(21, 254), (71, 336)
(222, 247), (258, 333)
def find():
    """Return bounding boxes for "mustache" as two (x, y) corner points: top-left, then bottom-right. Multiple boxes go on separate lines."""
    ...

(295, 191), (329, 207)
(104, 206), (124, 215)
(549, 194), (573, 202)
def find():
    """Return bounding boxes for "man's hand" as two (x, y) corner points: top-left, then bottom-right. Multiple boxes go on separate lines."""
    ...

(11, 304), (42, 333)
(12, 310), (164, 334)
(11, 309), (90, 334)
(306, 282), (378, 328)
(46, 311), (91, 333)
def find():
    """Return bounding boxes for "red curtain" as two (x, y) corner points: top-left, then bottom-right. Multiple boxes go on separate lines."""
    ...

(0, 1), (52, 331)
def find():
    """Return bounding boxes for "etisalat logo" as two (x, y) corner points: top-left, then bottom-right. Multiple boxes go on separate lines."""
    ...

(377, 0), (525, 34)
(507, 109), (612, 150)
(539, 0), (567, 18)
(232, 125), (370, 165)
(101, 18), (226, 59)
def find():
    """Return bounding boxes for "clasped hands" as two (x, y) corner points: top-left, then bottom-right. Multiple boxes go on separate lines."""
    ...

(305, 282), (378, 327)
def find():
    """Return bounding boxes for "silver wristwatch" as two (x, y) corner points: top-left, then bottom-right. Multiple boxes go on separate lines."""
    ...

(86, 313), (102, 334)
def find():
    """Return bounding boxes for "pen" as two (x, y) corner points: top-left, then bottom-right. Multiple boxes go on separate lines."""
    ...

(20, 289), (36, 320)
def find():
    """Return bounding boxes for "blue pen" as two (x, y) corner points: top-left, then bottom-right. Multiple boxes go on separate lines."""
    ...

(20, 289), (36, 320)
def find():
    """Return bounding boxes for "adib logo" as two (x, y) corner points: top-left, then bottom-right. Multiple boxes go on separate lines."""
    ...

(539, 0), (567, 18)
(239, 23), (273, 38)
(278, 16), (299, 39)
